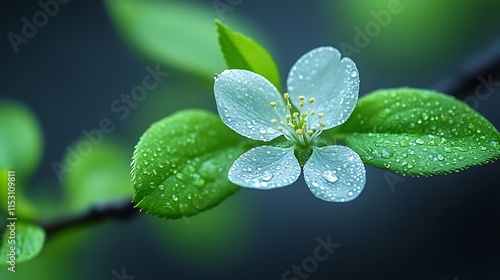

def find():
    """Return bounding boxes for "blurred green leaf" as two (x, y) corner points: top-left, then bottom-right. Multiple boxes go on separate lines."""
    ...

(132, 109), (246, 219)
(62, 140), (134, 213)
(0, 222), (45, 266)
(334, 88), (500, 175)
(216, 20), (282, 91)
(106, 0), (228, 79)
(0, 100), (43, 179)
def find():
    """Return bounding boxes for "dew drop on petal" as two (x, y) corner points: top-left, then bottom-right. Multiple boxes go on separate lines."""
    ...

(323, 170), (338, 183)
(260, 171), (273, 182)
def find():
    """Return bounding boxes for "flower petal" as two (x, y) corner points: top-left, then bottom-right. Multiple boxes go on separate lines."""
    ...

(287, 47), (359, 129)
(304, 145), (366, 202)
(228, 145), (301, 190)
(214, 69), (286, 141)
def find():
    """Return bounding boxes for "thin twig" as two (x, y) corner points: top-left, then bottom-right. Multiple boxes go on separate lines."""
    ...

(42, 199), (137, 238)
(431, 38), (500, 97)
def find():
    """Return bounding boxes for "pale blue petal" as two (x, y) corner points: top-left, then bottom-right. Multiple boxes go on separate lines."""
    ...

(214, 69), (285, 141)
(228, 145), (301, 190)
(287, 47), (359, 129)
(304, 145), (366, 202)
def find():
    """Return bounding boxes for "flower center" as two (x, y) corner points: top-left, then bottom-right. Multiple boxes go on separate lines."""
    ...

(269, 93), (326, 147)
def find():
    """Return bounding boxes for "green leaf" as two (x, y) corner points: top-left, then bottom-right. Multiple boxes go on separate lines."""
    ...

(0, 100), (43, 179)
(62, 140), (134, 214)
(216, 20), (282, 91)
(0, 222), (45, 265)
(106, 0), (224, 78)
(132, 109), (246, 219)
(334, 88), (500, 175)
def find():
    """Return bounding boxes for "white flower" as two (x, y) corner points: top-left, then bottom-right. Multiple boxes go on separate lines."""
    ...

(213, 46), (366, 202)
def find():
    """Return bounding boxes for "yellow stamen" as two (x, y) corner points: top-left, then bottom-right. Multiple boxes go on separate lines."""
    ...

(283, 93), (290, 99)
(309, 98), (315, 103)
(296, 129), (303, 135)
(270, 102), (277, 107)
(307, 130), (314, 136)
(298, 95), (305, 101)
(318, 113), (324, 118)
(271, 119), (277, 124)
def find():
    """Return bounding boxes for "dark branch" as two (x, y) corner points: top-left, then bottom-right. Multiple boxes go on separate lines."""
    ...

(431, 38), (500, 97)
(42, 199), (138, 238)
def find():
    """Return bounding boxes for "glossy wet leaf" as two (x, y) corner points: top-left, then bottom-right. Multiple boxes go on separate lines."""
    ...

(334, 88), (500, 175)
(216, 20), (281, 91)
(0, 100), (43, 178)
(132, 110), (246, 219)
(0, 222), (45, 265)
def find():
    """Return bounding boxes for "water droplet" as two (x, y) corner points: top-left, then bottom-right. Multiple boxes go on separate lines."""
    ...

(480, 146), (487, 151)
(415, 138), (425, 145)
(379, 108), (391, 119)
(381, 149), (392, 159)
(158, 184), (165, 191)
(422, 112), (429, 121)
(351, 71), (357, 78)
(437, 154), (444, 161)
(443, 147), (452, 153)
(347, 191), (354, 196)
(323, 170), (338, 183)
(172, 195), (179, 201)
(260, 171), (273, 182)
(259, 128), (267, 134)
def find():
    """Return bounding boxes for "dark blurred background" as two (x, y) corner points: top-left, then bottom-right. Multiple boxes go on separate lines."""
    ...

(1, 0), (499, 279)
